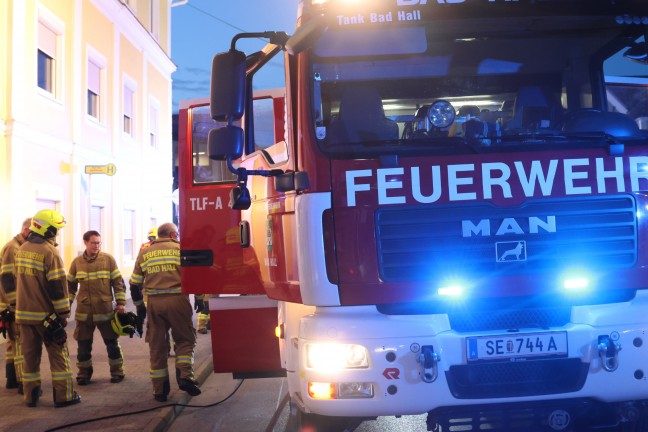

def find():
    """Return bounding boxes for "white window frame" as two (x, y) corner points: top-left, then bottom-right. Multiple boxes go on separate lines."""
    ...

(150, 1), (160, 40)
(36, 8), (64, 102)
(86, 47), (107, 124)
(90, 205), (104, 234)
(123, 76), (138, 139)
(34, 197), (63, 254)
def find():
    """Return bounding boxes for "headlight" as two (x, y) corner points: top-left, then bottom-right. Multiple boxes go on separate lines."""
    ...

(305, 343), (370, 371)
(428, 100), (456, 128)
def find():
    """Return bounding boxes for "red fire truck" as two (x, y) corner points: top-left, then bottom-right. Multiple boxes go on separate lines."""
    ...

(178, 0), (648, 430)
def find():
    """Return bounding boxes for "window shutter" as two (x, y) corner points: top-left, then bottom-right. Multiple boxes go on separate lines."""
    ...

(124, 87), (133, 117)
(38, 21), (57, 57)
(88, 61), (100, 95)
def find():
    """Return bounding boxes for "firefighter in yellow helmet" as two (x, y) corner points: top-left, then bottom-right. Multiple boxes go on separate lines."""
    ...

(67, 230), (127, 385)
(0, 217), (31, 393)
(139, 226), (157, 252)
(130, 223), (204, 402)
(15, 209), (80, 407)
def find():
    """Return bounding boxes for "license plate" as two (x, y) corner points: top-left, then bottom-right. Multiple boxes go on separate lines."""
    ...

(466, 331), (568, 361)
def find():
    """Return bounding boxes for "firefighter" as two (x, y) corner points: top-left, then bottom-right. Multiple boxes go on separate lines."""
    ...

(196, 294), (210, 334)
(139, 226), (157, 252)
(138, 225), (174, 354)
(130, 222), (205, 402)
(0, 217), (31, 393)
(67, 230), (127, 385)
(139, 226), (156, 308)
(14, 209), (80, 408)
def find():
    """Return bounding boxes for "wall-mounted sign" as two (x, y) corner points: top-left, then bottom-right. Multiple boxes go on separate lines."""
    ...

(85, 163), (117, 176)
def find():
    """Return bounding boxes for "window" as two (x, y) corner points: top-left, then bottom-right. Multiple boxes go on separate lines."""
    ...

(189, 105), (238, 184)
(123, 85), (134, 136)
(123, 209), (135, 260)
(149, 103), (159, 148)
(35, 199), (62, 253)
(90, 205), (103, 233)
(37, 21), (57, 94)
(253, 97), (278, 151)
(150, 1), (160, 40)
(36, 198), (58, 211)
(87, 60), (102, 119)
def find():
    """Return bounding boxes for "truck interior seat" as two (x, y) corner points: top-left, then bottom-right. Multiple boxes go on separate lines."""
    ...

(562, 109), (644, 138)
(458, 105), (481, 118)
(505, 86), (563, 131)
(327, 86), (399, 143)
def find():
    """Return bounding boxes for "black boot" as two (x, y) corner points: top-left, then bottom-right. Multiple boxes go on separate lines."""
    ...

(154, 379), (170, 402)
(5, 363), (18, 389)
(53, 388), (81, 408)
(179, 378), (201, 396)
(76, 366), (93, 385)
(26, 386), (42, 408)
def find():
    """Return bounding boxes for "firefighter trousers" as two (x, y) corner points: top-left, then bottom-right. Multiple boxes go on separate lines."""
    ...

(19, 323), (75, 404)
(146, 294), (196, 396)
(74, 319), (124, 380)
(4, 322), (22, 387)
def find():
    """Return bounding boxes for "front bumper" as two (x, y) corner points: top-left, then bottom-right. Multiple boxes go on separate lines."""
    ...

(290, 290), (648, 419)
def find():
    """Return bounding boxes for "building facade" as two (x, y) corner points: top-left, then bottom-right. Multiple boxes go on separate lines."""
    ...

(0, 0), (175, 277)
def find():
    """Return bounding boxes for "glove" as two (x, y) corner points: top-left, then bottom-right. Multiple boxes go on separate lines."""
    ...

(194, 298), (206, 314)
(135, 316), (144, 338)
(136, 304), (146, 322)
(43, 313), (67, 346)
(0, 308), (14, 339)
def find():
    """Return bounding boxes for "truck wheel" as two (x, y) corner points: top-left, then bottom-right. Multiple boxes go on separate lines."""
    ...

(285, 397), (362, 432)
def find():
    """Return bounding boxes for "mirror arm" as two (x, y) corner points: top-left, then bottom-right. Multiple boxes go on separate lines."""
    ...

(230, 32), (290, 51)
(226, 156), (284, 179)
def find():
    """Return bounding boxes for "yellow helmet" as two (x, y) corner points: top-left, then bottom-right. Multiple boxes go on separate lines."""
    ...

(30, 209), (66, 238)
(147, 226), (158, 240)
(111, 311), (140, 338)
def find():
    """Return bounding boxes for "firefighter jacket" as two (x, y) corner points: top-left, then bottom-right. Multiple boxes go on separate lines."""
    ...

(139, 241), (153, 252)
(14, 235), (70, 325)
(0, 234), (26, 310)
(67, 251), (126, 323)
(130, 238), (202, 301)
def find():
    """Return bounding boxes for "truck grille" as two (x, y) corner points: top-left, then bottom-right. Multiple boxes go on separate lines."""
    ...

(375, 195), (637, 282)
(446, 358), (588, 399)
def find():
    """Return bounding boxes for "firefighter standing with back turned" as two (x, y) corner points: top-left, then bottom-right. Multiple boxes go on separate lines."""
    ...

(140, 226), (157, 252)
(14, 209), (80, 408)
(67, 230), (127, 385)
(0, 217), (31, 393)
(130, 222), (205, 402)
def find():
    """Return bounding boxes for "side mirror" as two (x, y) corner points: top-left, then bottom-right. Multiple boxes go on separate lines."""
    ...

(208, 126), (244, 160)
(210, 49), (246, 121)
(229, 186), (251, 210)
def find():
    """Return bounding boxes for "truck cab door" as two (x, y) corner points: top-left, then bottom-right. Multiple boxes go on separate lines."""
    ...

(177, 94), (285, 377)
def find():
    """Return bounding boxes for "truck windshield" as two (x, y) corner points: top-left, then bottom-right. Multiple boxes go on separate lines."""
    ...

(311, 15), (648, 158)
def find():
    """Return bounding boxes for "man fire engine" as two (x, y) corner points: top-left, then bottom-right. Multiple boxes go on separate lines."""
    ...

(178, 0), (648, 430)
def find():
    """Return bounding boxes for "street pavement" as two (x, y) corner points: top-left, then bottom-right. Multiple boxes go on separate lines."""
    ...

(0, 300), (214, 432)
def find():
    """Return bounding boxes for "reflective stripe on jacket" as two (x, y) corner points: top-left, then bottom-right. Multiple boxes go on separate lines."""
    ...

(0, 234), (25, 309)
(130, 238), (182, 297)
(68, 252), (125, 322)
(15, 235), (69, 324)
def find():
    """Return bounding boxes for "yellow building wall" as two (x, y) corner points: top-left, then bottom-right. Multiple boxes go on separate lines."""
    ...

(0, 0), (175, 277)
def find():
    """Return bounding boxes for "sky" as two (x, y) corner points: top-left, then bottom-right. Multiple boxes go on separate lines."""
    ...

(170, 0), (300, 112)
